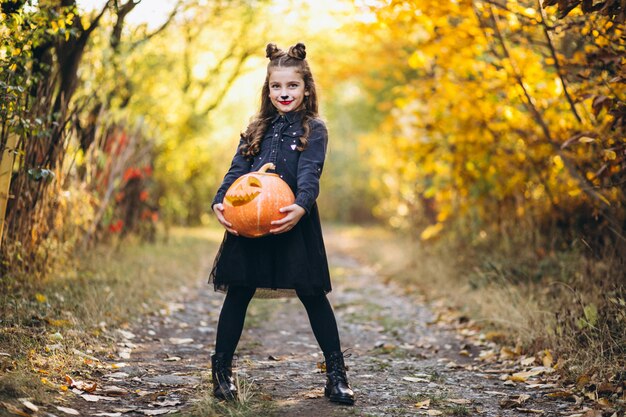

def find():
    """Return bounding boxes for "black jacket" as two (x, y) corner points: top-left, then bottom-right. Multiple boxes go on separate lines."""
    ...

(212, 111), (328, 214)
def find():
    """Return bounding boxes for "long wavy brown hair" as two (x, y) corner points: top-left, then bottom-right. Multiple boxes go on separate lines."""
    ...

(240, 42), (319, 158)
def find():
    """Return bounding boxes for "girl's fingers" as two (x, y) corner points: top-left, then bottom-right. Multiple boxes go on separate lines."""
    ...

(279, 204), (297, 213)
(270, 217), (297, 233)
(271, 215), (291, 226)
(269, 224), (291, 234)
(213, 204), (234, 229)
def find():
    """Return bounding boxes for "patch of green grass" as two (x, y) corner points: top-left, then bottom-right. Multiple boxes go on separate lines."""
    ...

(445, 405), (471, 416)
(245, 298), (276, 329)
(367, 357), (391, 371)
(179, 372), (276, 417)
(429, 370), (445, 383)
(402, 391), (449, 406)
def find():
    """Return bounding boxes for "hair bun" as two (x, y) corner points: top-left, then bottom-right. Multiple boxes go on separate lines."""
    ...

(265, 43), (282, 60)
(287, 43), (306, 60)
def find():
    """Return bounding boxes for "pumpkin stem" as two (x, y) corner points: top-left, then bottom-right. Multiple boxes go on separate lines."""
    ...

(258, 163), (276, 173)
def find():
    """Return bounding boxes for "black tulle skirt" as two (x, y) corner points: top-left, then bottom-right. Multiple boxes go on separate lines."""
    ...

(208, 203), (332, 298)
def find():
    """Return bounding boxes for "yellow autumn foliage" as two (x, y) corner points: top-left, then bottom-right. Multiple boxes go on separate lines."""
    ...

(340, 0), (625, 241)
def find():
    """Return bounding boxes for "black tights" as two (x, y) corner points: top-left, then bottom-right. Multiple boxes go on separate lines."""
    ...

(214, 286), (341, 356)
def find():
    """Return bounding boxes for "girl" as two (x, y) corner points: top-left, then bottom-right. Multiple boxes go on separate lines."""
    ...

(209, 42), (355, 405)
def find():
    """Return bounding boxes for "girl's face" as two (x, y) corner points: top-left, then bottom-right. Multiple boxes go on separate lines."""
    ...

(268, 67), (308, 114)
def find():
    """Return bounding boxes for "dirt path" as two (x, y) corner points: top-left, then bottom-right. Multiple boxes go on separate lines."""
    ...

(59, 228), (586, 417)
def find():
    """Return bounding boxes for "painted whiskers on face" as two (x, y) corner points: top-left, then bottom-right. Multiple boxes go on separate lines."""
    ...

(268, 67), (309, 115)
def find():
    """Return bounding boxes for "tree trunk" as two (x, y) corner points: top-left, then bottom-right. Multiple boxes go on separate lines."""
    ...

(0, 133), (20, 248)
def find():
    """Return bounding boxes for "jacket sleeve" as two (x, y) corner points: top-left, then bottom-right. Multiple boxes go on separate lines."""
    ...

(295, 119), (328, 213)
(212, 138), (252, 208)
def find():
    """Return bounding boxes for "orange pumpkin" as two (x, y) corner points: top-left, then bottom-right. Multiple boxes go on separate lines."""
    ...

(223, 162), (295, 238)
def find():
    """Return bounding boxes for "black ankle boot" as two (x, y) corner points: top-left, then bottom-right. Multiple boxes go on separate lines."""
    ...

(211, 352), (237, 400)
(324, 351), (355, 405)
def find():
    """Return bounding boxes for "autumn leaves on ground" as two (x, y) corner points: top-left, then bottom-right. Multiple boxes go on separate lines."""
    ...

(1, 0), (625, 416)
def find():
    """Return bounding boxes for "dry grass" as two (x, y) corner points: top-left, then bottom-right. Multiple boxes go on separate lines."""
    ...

(329, 223), (626, 381)
(181, 371), (276, 417)
(0, 226), (223, 403)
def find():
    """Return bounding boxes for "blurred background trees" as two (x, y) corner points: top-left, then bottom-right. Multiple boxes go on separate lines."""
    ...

(1, 0), (624, 269)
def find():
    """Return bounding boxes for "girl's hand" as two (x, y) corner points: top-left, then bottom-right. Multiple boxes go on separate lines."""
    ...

(212, 203), (239, 235)
(270, 204), (306, 234)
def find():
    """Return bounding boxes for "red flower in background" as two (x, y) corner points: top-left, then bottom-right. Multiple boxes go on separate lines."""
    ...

(123, 167), (142, 182)
(109, 220), (124, 233)
(139, 191), (149, 202)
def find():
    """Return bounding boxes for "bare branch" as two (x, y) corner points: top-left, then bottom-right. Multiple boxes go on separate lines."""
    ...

(537, 0), (582, 123)
(111, 0), (141, 51)
(487, 4), (614, 212)
(199, 49), (253, 117)
(129, 0), (183, 51)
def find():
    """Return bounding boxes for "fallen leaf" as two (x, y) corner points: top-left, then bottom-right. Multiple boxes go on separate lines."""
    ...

(597, 382), (617, 394)
(109, 362), (128, 369)
(101, 385), (128, 396)
(71, 348), (100, 362)
(169, 338), (194, 345)
(18, 399), (38, 413)
(118, 347), (132, 359)
(106, 372), (129, 379)
(500, 347), (518, 359)
(509, 367), (551, 382)
(56, 406), (80, 415)
(1, 402), (30, 417)
(94, 413), (122, 417)
(403, 376), (430, 383)
(163, 356), (181, 362)
(542, 350), (554, 368)
(447, 398), (471, 405)
(155, 399), (181, 407)
(116, 330), (136, 340)
(547, 390), (574, 399)
(81, 393), (119, 402)
(521, 356), (536, 366)
(415, 399), (430, 408)
(484, 331), (507, 342)
(503, 393), (530, 407)
(49, 332), (64, 341)
(515, 408), (544, 414)
(65, 374), (97, 392)
(427, 410), (443, 416)
(582, 411), (603, 417)
(576, 374), (591, 389)
(138, 409), (172, 415)
(46, 318), (71, 327)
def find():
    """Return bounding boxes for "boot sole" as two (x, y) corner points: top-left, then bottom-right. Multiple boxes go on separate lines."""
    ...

(214, 388), (238, 401)
(325, 388), (355, 405)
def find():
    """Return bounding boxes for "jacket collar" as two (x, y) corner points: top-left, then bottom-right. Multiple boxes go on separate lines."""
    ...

(270, 110), (304, 125)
